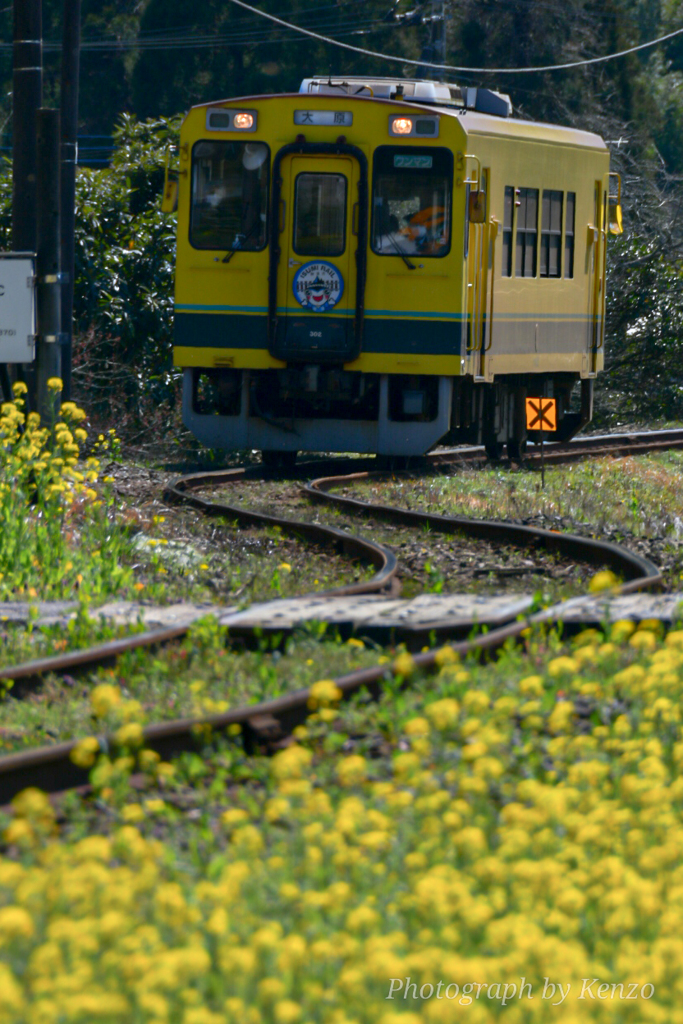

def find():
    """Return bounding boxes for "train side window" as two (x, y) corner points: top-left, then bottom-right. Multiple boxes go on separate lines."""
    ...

(564, 192), (576, 278)
(515, 188), (538, 278)
(501, 186), (514, 276)
(190, 141), (269, 251)
(540, 190), (563, 278)
(371, 146), (453, 258)
(293, 173), (347, 257)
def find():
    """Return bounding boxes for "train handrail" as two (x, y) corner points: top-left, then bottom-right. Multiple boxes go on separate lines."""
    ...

(596, 227), (607, 352)
(483, 218), (498, 356)
(267, 140), (369, 364)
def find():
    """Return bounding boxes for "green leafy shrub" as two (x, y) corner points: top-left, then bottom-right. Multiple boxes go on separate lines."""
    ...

(0, 381), (133, 599)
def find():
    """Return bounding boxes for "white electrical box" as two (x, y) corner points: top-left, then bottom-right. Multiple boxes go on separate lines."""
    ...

(0, 254), (36, 363)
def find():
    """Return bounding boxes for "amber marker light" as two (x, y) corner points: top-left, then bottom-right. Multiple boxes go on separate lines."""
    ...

(391, 117), (413, 135)
(234, 112), (255, 129)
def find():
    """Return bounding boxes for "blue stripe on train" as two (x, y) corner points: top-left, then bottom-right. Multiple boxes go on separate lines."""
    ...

(174, 311), (463, 356)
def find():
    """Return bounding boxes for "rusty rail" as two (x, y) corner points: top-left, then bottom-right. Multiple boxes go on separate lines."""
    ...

(0, 428), (672, 802)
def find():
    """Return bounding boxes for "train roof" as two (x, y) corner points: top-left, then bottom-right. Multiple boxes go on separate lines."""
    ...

(299, 75), (513, 116)
(436, 108), (607, 151)
(191, 80), (607, 153)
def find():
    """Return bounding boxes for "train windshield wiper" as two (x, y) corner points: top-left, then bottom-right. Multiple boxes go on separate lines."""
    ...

(222, 220), (262, 263)
(384, 231), (416, 270)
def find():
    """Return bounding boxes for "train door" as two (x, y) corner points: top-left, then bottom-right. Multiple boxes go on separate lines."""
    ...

(466, 168), (494, 381)
(587, 181), (606, 375)
(270, 154), (360, 363)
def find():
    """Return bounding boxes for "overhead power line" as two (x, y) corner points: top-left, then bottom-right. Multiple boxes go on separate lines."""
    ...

(82, 19), (384, 52)
(226, 0), (683, 73)
(30, 13), (390, 54)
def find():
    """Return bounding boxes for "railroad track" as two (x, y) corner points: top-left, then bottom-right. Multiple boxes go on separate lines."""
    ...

(0, 427), (677, 803)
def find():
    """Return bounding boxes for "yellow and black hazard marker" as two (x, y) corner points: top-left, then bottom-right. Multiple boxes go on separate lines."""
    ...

(525, 397), (557, 432)
(525, 397), (557, 488)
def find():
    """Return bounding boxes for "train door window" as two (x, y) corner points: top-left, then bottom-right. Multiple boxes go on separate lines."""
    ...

(190, 141), (269, 250)
(463, 168), (486, 259)
(371, 146), (453, 258)
(501, 185), (514, 276)
(293, 173), (347, 256)
(540, 190), (563, 277)
(515, 188), (538, 277)
(564, 192), (576, 278)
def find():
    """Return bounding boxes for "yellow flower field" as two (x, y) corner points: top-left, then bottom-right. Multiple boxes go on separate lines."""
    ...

(0, 620), (682, 1022)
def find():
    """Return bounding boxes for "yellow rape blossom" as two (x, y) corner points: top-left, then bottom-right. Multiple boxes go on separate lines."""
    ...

(336, 755), (368, 787)
(547, 655), (579, 676)
(271, 745), (312, 782)
(70, 736), (100, 769)
(588, 569), (619, 592)
(308, 679), (342, 709)
(425, 698), (459, 730)
(393, 652), (415, 677)
(90, 684), (122, 718)
(114, 723), (144, 748)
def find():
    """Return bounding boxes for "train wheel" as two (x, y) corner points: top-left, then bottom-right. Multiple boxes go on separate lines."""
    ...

(507, 437), (527, 462)
(484, 439), (502, 461)
(261, 450), (298, 470)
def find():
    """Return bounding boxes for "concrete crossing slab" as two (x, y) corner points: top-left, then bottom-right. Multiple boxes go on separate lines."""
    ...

(544, 592), (683, 625)
(219, 592), (535, 632)
(0, 592), (680, 635)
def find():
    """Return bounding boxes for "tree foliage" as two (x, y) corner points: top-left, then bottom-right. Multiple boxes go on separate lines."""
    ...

(601, 237), (683, 425)
(0, 114), (180, 429)
(3, 0), (683, 179)
(2, 1), (683, 428)
(70, 115), (181, 423)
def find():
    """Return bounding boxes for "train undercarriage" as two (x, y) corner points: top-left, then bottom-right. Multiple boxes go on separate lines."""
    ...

(185, 366), (594, 462)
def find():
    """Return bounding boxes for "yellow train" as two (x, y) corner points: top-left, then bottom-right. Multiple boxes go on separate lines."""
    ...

(168, 76), (622, 464)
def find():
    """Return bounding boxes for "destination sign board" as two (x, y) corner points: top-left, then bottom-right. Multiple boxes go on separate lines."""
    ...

(393, 155), (433, 169)
(294, 110), (353, 127)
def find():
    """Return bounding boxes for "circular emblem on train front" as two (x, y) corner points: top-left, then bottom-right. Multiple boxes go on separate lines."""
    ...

(293, 261), (344, 313)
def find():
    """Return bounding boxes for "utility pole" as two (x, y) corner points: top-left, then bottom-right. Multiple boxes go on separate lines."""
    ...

(60, 0), (81, 402)
(439, 0), (447, 68)
(35, 109), (62, 422)
(430, 0), (446, 77)
(12, 0), (42, 253)
(415, 0), (447, 79)
(11, 0), (42, 407)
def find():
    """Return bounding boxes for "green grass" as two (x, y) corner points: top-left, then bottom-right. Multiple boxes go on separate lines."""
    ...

(0, 616), (382, 756)
(124, 519), (377, 607)
(344, 451), (683, 539)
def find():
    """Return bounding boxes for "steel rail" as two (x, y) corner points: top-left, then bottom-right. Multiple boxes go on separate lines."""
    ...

(165, 470), (398, 598)
(0, 428), (672, 803)
(511, 428), (683, 466)
(0, 614), (553, 802)
(3, 422), (670, 696)
(304, 470), (662, 592)
(0, 473), (401, 693)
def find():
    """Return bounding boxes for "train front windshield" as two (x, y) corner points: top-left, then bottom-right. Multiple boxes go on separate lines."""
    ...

(371, 147), (453, 257)
(190, 141), (270, 251)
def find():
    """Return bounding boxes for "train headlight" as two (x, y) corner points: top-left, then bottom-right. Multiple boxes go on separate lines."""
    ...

(391, 117), (413, 135)
(388, 115), (439, 138)
(206, 109), (257, 132)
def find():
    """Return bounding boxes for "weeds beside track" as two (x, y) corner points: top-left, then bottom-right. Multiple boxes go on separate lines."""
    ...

(0, 431), (673, 801)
